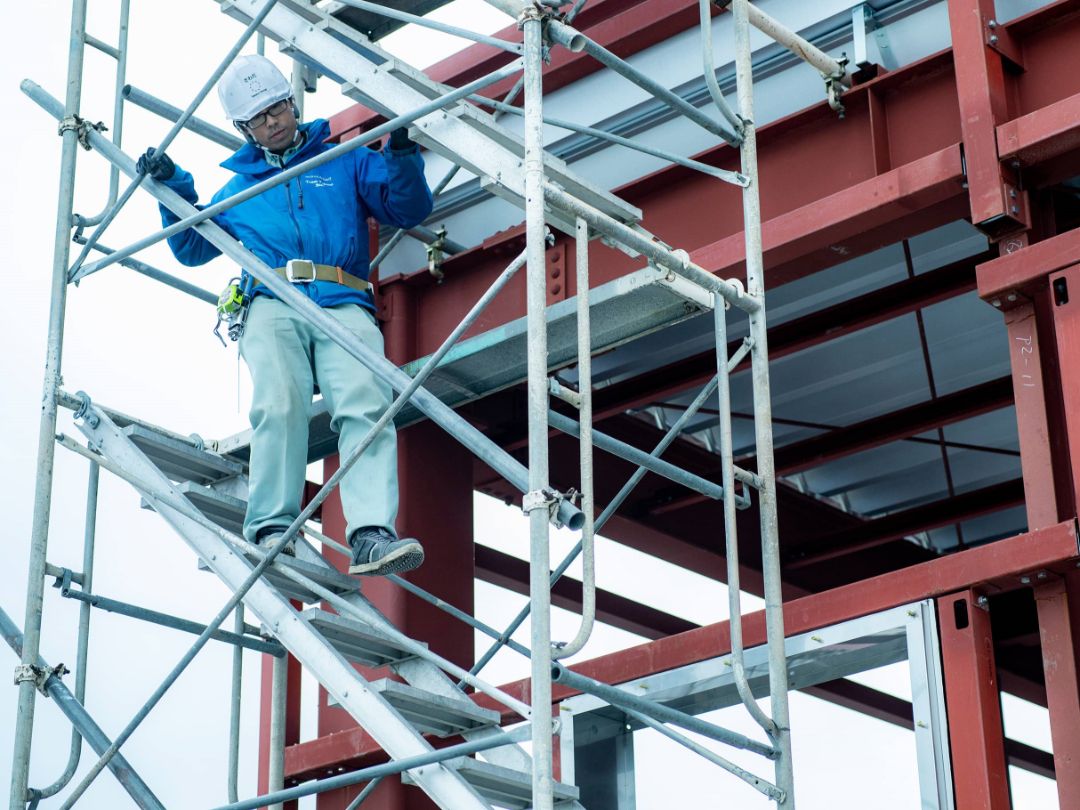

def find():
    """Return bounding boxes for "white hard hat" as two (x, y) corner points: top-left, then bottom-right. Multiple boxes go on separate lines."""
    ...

(218, 54), (292, 122)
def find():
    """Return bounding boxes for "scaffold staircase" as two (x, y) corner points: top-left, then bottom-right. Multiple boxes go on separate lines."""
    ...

(70, 395), (581, 809)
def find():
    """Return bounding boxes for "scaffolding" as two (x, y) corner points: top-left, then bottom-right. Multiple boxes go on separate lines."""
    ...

(7, 0), (856, 806)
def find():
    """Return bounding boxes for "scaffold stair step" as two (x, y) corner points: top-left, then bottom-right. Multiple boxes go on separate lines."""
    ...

(173, 480), (246, 535)
(370, 678), (501, 738)
(217, 0), (643, 235)
(123, 423), (243, 484)
(404, 757), (580, 809)
(302, 608), (423, 666)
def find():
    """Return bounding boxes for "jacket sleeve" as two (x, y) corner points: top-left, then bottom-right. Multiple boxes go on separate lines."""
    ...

(155, 166), (225, 267)
(354, 144), (434, 229)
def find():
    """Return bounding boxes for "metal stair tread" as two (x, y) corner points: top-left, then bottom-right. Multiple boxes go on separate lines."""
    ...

(404, 756), (580, 808)
(303, 608), (423, 666)
(174, 480), (246, 535)
(369, 678), (500, 738)
(197, 552), (359, 605)
(123, 423), (244, 484)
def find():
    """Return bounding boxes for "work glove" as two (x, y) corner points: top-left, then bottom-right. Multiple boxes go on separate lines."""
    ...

(136, 147), (176, 181)
(387, 127), (413, 153)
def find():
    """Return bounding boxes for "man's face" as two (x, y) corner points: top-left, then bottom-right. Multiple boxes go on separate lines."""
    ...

(243, 98), (297, 152)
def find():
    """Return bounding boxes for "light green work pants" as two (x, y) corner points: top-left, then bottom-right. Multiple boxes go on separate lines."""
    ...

(238, 297), (398, 544)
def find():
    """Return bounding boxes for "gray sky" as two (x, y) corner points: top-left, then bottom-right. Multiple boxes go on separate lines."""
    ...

(0, 1), (1058, 808)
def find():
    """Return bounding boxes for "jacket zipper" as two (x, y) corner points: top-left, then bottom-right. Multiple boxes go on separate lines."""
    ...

(284, 179), (306, 257)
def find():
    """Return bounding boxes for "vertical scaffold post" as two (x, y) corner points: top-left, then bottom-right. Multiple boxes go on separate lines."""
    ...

(732, 0), (795, 806)
(522, 6), (555, 810)
(10, 1), (88, 806)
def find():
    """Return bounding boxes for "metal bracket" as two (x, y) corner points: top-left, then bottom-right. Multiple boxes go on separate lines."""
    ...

(73, 390), (100, 428)
(522, 486), (563, 525)
(14, 663), (69, 696)
(825, 60), (849, 119)
(57, 115), (108, 151)
(426, 227), (448, 283)
(985, 18), (1024, 72)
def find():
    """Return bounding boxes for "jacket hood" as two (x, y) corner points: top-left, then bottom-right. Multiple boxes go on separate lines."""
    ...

(220, 119), (332, 176)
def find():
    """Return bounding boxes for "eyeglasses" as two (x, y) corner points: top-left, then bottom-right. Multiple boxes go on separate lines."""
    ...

(242, 99), (290, 129)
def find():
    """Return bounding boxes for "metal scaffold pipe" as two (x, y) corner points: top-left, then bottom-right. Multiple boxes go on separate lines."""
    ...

(10, 2), (88, 805)
(732, 0), (795, 804)
(522, 8), (556, 809)
(721, 0), (850, 84)
(547, 18), (742, 147)
(63, 60), (523, 282)
(0, 606), (166, 810)
(68, 0), (280, 277)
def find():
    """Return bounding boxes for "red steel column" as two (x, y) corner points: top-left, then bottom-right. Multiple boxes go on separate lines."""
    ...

(1004, 299), (1060, 529)
(947, 0), (1027, 238)
(1034, 575), (1080, 808)
(938, 589), (1011, 809)
(315, 287), (477, 809)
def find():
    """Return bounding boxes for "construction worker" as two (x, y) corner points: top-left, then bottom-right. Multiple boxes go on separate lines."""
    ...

(138, 54), (433, 577)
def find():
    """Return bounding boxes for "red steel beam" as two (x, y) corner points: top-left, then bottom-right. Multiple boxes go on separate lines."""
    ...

(998, 88), (1080, 166)
(977, 227), (1080, 300)
(786, 478), (1025, 570)
(286, 524), (1074, 782)
(644, 375), (1014, 516)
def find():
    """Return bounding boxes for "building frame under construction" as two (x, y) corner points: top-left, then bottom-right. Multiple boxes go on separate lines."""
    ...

(6, 0), (1080, 808)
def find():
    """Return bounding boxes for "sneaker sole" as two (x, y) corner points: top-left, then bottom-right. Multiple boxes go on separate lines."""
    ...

(349, 542), (425, 576)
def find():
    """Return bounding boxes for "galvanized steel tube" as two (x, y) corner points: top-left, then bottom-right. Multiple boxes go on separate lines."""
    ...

(227, 605), (245, 804)
(741, 1), (849, 82)
(714, 296), (775, 735)
(552, 663), (777, 759)
(29, 461), (100, 800)
(74, 0), (131, 227)
(121, 85), (244, 151)
(68, 61), (522, 282)
(522, 12), (555, 809)
(268, 654), (288, 810)
(0, 606), (166, 810)
(10, 2), (88, 805)
(733, 1), (795, 804)
(698, 0), (743, 134)
(69, 0), (279, 272)
(553, 218), (595, 661)
(547, 19), (740, 147)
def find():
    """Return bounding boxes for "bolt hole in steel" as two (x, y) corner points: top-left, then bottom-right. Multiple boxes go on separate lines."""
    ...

(1054, 276), (1069, 306)
(952, 598), (970, 631)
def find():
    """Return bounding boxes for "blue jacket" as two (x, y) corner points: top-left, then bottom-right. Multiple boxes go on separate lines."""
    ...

(157, 119), (434, 310)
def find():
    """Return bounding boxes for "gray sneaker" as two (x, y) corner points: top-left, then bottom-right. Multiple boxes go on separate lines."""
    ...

(255, 529), (295, 557)
(348, 527), (424, 576)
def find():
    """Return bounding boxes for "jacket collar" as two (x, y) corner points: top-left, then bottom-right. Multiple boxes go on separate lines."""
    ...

(220, 119), (331, 176)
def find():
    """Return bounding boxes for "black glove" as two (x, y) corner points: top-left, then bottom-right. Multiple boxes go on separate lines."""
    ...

(388, 127), (413, 152)
(136, 147), (176, 181)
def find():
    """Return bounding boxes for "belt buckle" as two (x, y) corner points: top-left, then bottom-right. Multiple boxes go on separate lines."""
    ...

(285, 259), (316, 283)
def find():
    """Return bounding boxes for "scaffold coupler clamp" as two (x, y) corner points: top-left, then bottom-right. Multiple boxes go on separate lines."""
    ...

(825, 58), (850, 119)
(426, 227), (448, 282)
(57, 114), (107, 151)
(73, 390), (100, 429)
(14, 663), (69, 696)
(522, 486), (565, 526)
